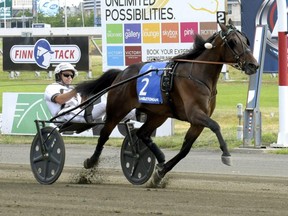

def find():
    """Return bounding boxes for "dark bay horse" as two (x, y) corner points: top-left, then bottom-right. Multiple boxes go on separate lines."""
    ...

(76, 21), (259, 186)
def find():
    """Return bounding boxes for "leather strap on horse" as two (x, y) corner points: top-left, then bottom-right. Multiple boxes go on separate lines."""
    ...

(161, 62), (180, 119)
(173, 58), (237, 66)
(172, 60), (216, 98)
(161, 61), (175, 92)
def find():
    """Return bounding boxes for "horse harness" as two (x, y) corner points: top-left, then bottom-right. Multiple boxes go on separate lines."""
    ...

(160, 61), (217, 97)
(159, 61), (177, 118)
(160, 61), (217, 119)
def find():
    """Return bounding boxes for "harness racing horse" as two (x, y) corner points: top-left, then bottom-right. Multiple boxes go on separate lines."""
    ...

(76, 20), (259, 186)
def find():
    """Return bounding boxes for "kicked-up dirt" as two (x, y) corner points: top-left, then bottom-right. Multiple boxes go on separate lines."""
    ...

(1, 163), (288, 216)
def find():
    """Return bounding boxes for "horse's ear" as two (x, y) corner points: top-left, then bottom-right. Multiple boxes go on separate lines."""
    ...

(219, 22), (228, 32)
(228, 19), (234, 26)
(228, 19), (236, 30)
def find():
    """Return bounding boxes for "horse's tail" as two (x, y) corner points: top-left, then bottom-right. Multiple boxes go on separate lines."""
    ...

(76, 69), (121, 96)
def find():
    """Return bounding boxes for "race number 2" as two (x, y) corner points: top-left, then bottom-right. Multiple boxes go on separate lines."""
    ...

(217, 11), (226, 24)
(139, 77), (149, 96)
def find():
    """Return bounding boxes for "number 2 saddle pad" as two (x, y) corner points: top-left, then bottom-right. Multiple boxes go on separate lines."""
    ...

(136, 61), (168, 104)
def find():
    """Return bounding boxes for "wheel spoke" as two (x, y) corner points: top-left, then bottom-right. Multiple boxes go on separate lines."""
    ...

(129, 142), (137, 155)
(123, 150), (135, 158)
(130, 159), (139, 177)
(138, 146), (150, 157)
(49, 154), (61, 165)
(42, 160), (48, 180)
(32, 154), (45, 163)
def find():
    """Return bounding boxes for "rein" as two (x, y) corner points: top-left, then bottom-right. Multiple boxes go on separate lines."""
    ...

(173, 58), (236, 66)
(174, 26), (250, 71)
(50, 67), (170, 122)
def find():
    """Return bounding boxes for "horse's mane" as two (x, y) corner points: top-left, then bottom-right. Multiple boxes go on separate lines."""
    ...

(172, 33), (216, 60)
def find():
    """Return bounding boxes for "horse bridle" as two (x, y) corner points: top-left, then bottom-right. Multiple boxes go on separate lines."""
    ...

(219, 26), (252, 71)
(174, 26), (251, 71)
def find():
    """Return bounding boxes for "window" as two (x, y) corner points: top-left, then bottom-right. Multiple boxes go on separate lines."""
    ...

(228, 4), (232, 14)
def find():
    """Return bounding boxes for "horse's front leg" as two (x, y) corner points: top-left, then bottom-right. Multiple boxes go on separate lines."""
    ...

(193, 111), (232, 166)
(214, 125), (232, 166)
(150, 125), (203, 186)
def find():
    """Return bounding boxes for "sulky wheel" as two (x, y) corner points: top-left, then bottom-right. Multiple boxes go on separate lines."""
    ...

(120, 129), (155, 185)
(30, 127), (65, 184)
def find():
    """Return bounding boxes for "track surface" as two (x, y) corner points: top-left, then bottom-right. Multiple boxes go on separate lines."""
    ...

(1, 144), (288, 216)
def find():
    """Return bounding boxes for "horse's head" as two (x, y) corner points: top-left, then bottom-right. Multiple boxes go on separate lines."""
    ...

(217, 20), (259, 75)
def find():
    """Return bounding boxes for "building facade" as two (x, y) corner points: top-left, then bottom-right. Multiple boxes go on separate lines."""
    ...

(227, 0), (241, 26)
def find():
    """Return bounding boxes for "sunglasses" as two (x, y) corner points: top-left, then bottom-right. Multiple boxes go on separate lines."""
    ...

(62, 73), (74, 78)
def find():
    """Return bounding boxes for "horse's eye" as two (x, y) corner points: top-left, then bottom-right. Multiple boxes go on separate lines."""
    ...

(227, 39), (236, 48)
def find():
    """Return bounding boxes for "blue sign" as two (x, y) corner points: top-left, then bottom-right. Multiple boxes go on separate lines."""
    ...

(242, 0), (288, 72)
(107, 46), (124, 66)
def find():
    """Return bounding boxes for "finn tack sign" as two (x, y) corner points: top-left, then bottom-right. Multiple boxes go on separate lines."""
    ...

(3, 37), (89, 71)
(10, 39), (80, 69)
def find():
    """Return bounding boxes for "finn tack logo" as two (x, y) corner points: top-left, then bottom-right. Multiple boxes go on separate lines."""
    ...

(10, 39), (81, 69)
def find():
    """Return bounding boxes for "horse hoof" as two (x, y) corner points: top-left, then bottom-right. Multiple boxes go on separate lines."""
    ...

(221, 155), (232, 166)
(146, 164), (164, 188)
(152, 169), (162, 186)
(84, 158), (93, 169)
(146, 170), (162, 188)
(84, 157), (100, 169)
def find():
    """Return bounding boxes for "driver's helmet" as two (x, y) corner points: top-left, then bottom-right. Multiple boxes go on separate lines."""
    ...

(54, 63), (77, 82)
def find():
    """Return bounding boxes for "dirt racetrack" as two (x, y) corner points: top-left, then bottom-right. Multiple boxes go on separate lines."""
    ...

(1, 163), (288, 216)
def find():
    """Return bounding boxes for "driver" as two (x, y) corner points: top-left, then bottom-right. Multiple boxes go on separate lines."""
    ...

(44, 63), (136, 123)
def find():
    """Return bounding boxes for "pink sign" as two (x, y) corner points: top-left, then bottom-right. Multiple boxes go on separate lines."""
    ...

(180, 22), (198, 43)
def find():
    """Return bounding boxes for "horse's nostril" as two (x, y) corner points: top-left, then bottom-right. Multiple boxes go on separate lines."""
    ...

(244, 63), (259, 75)
(248, 63), (259, 70)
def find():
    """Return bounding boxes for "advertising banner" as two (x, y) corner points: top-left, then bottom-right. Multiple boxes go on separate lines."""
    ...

(3, 37), (89, 71)
(2, 93), (173, 137)
(241, 0), (288, 72)
(101, 0), (225, 71)
(2, 93), (52, 135)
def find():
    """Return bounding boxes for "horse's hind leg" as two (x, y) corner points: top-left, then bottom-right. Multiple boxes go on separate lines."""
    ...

(84, 101), (135, 169)
(84, 119), (118, 169)
(136, 115), (168, 164)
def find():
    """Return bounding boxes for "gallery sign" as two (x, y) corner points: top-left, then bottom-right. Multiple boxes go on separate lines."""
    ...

(3, 37), (89, 71)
